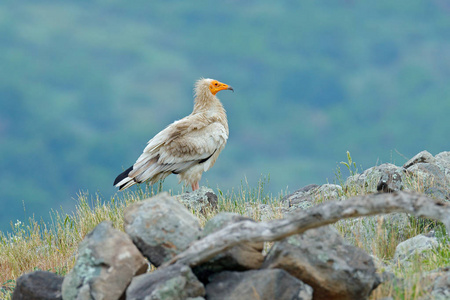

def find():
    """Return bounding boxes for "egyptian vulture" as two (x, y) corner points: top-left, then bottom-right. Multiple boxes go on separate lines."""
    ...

(114, 78), (233, 191)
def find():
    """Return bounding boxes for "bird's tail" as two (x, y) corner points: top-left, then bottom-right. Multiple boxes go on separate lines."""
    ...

(114, 166), (137, 190)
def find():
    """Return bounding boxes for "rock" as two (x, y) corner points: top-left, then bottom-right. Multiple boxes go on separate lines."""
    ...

(379, 271), (400, 286)
(205, 269), (313, 300)
(404, 163), (450, 201)
(370, 254), (388, 271)
(176, 187), (218, 213)
(420, 266), (450, 300)
(398, 151), (450, 201)
(346, 163), (405, 193)
(124, 192), (202, 266)
(282, 184), (319, 208)
(343, 150), (450, 199)
(244, 202), (284, 221)
(262, 225), (380, 300)
(282, 184), (343, 209)
(436, 151), (450, 189)
(61, 221), (147, 300)
(12, 271), (63, 300)
(282, 184), (344, 217)
(315, 184), (344, 201)
(126, 264), (205, 300)
(193, 213), (264, 282)
(393, 234), (439, 266)
(202, 213), (249, 236)
(435, 151), (450, 171)
(377, 168), (403, 193)
(403, 150), (436, 169)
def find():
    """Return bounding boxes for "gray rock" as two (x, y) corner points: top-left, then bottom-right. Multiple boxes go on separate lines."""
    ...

(403, 150), (436, 169)
(62, 221), (147, 300)
(315, 184), (344, 200)
(406, 162), (443, 182)
(124, 192), (202, 266)
(205, 269), (313, 300)
(262, 225), (380, 300)
(436, 151), (450, 190)
(398, 151), (450, 201)
(342, 151), (450, 199)
(405, 163), (450, 201)
(377, 168), (404, 193)
(12, 271), (63, 300)
(420, 266), (450, 300)
(393, 234), (439, 266)
(126, 264), (205, 300)
(202, 212), (253, 236)
(435, 151), (450, 171)
(346, 163), (405, 194)
(244, 202), (284, 221)
(282, 184), (319, 208)
(193, 213), (264, 282)
(282, 184), (343, 212)
(379, 271), (400, 285)
(176, 187), (218, 213)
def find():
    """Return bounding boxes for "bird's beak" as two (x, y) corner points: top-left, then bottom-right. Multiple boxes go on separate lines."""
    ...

(218, 82), (233, 92)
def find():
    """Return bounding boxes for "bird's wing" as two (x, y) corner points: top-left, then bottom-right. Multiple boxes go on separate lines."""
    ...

(130, 114), (227, 181)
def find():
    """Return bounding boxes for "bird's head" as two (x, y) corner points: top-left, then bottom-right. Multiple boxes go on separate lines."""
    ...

(196, 78), (234, 96)
(208, 79), (234, 95)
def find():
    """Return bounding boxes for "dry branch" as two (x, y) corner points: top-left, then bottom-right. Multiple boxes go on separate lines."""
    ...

(165, 191), (450, 267)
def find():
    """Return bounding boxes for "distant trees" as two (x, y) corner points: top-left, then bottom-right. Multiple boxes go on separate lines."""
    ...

(1, 0), (449, 231)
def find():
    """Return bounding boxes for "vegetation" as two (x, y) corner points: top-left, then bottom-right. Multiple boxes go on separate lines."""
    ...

(1, 167), (449, 299)
(1, 1), (450, 297)
(0, 179), (284, 298)
(2, 1), (450, 231)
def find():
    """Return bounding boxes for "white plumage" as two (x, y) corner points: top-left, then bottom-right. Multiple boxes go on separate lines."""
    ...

(114, 78), (233, 191)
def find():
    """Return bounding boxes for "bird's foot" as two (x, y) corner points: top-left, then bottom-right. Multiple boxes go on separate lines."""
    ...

(191, 182), (200, 191)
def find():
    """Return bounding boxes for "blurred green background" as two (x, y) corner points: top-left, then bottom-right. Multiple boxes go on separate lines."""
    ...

(1, 0), (450, 232)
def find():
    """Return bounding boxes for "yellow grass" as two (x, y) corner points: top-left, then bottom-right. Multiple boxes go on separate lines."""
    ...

(1, 172), (449, 300)
(0, 178), (284, 298)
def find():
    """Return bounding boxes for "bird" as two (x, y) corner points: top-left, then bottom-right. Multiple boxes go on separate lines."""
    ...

(114, 78), (233, 191)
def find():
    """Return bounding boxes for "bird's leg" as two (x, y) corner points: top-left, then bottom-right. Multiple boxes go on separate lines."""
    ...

(191, 182), (199, 191)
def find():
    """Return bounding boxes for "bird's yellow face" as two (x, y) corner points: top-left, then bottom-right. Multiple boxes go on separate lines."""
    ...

(209, 80), (234, 95)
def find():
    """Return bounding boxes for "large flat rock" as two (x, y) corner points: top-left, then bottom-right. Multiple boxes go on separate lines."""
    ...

(124, 192), (202, 266)
(126, 264), (205, 300)
(205, 269), (313, 300)
(262, 225), (380, 300)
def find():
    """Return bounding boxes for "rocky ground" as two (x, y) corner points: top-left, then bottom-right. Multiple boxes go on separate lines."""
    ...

(10, 150), (450, 300)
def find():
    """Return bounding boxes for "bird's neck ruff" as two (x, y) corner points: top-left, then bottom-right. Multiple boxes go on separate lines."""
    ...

(193, 93), (225, 113)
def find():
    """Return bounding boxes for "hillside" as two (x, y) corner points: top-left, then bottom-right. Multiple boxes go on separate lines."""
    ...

(2, 150), (450, 299)
(1, 1), (450, 231)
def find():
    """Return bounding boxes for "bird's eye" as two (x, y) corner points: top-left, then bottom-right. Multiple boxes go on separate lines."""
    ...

(214, 83), (218, 86)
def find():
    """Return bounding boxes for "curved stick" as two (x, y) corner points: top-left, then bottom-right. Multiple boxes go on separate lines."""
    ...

(165, 191), (450, 267)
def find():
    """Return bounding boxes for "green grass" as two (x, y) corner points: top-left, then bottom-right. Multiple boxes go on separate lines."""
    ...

(334, 152), (450, 299)
(1, 166), (449, 300)
(0, 186), (157, 299)
(0, 177), (284, 299)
